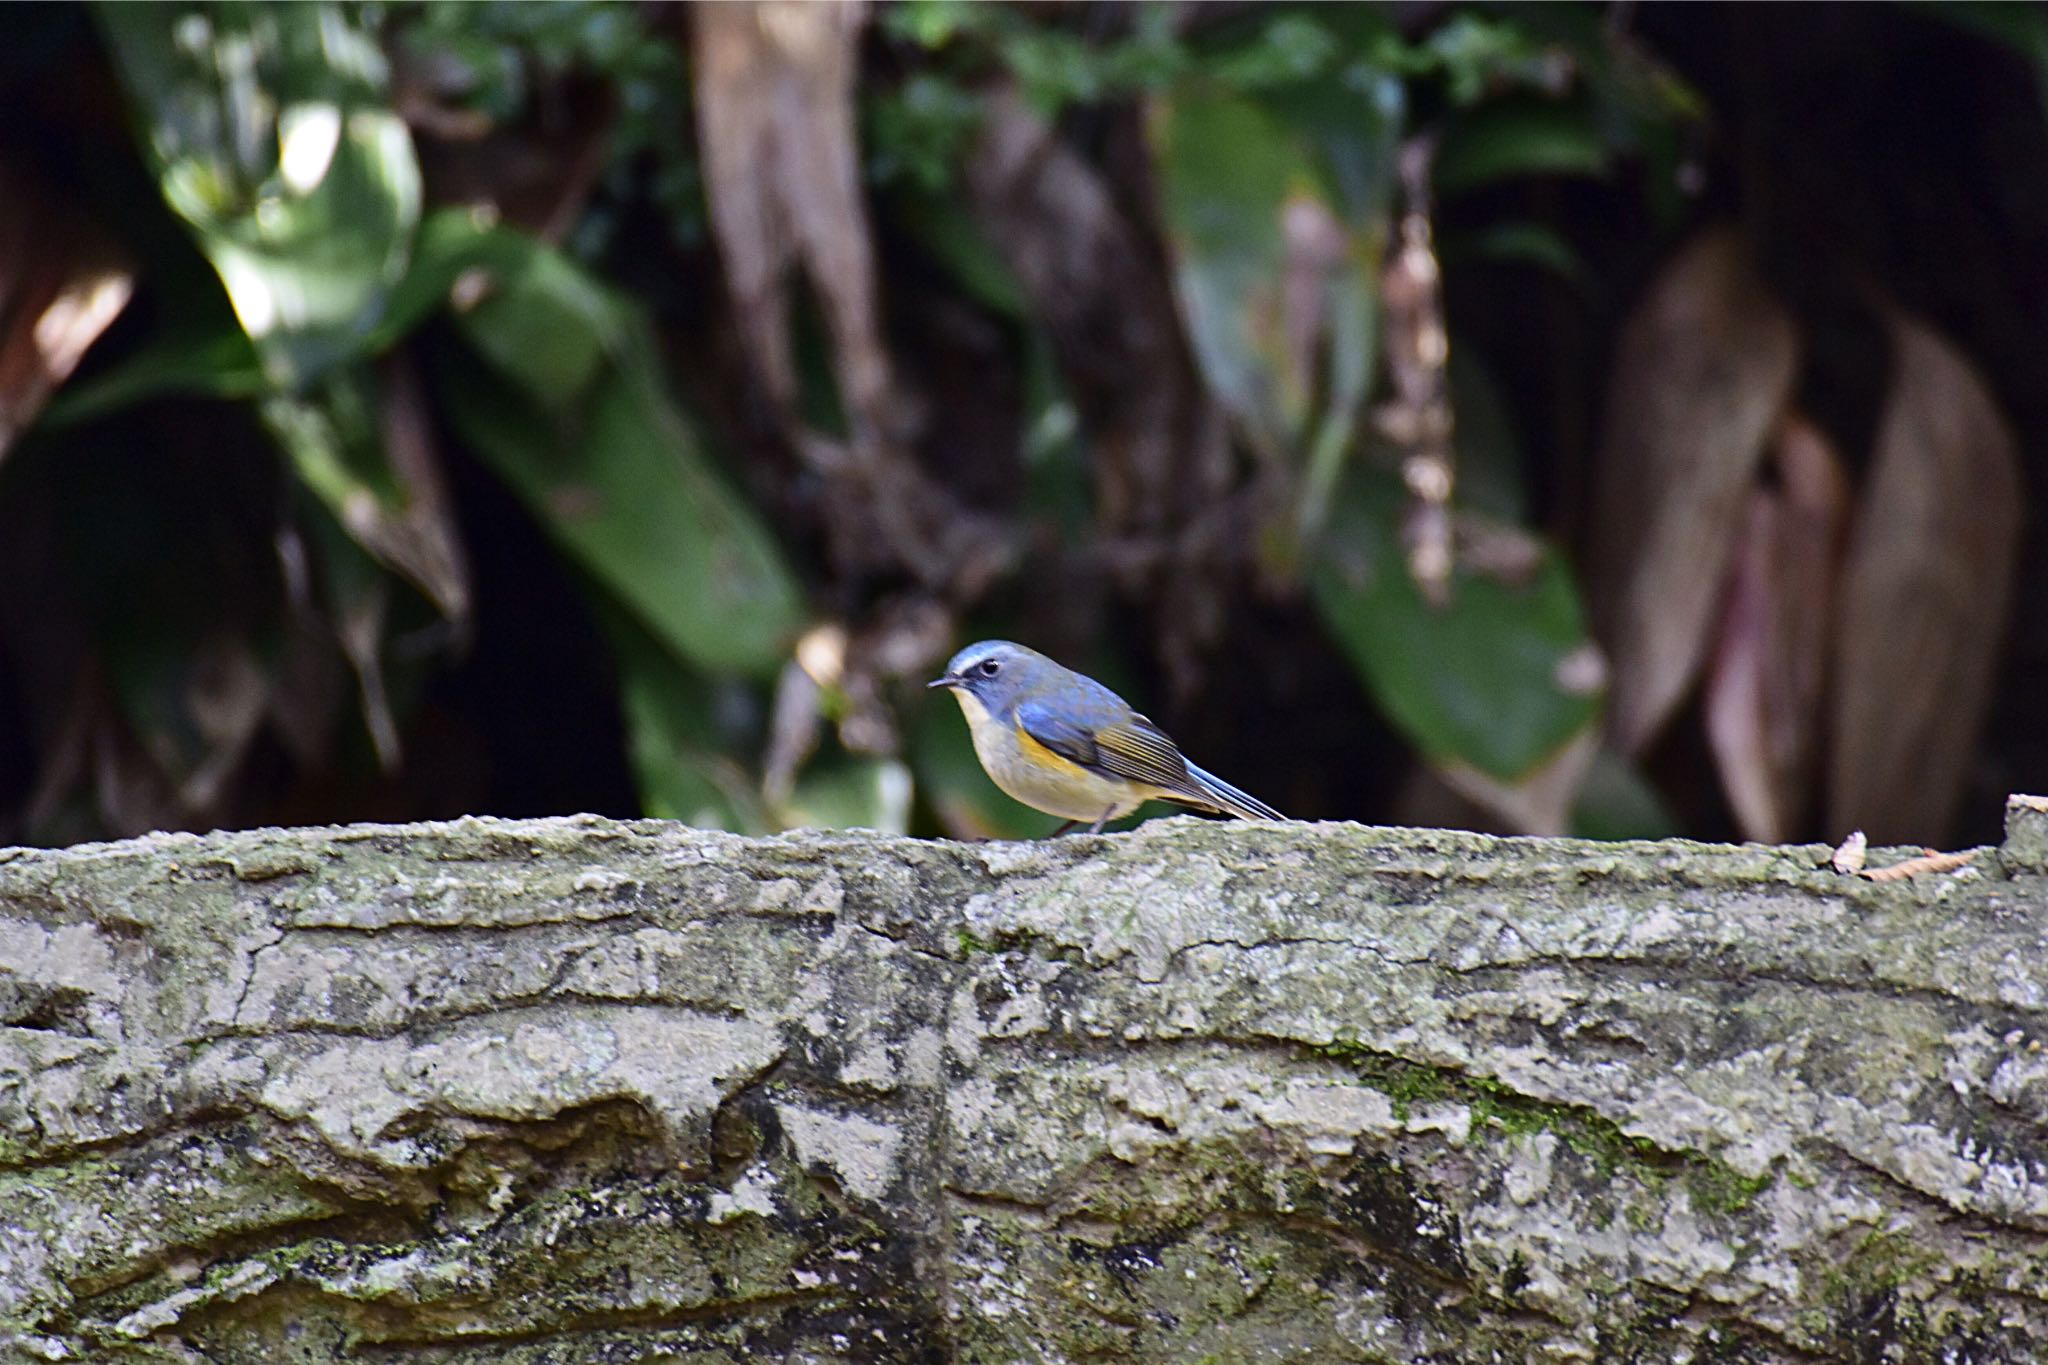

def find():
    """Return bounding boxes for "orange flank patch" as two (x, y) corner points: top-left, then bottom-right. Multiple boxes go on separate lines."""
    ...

(1013, 722), (1093, 780)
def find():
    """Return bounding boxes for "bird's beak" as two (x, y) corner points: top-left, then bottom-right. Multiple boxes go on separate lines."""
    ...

(927, 673), (959, 690)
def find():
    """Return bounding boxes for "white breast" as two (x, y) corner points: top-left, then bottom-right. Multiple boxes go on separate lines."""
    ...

(952, 690), (1143, 823)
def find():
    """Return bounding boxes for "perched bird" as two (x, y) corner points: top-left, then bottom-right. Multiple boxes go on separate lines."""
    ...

(928, 640), (1285, 835)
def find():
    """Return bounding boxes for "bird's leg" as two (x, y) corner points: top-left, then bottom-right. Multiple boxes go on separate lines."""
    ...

(1050, 819), (1080, 836)
(1086, 808), (1115, 836)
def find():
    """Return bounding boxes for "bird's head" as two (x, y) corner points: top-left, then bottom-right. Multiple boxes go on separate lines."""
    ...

(927, 640), (1050, 717)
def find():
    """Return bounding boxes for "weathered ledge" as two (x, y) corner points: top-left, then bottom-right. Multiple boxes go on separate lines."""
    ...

(4, 800), (2048, 1362)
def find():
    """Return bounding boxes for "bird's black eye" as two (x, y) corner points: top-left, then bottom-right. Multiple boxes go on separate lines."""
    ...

(977, 659), (1001, 678)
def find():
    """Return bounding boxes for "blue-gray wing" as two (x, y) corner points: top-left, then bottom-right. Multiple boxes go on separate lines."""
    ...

(1016, 698), (1283, 820)
(1013, 699), (1104, 771)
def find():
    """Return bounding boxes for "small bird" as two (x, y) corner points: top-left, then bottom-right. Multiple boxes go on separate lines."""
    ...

(928, 640), (1285, 834)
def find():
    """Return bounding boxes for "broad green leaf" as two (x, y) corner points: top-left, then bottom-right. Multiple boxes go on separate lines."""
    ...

(1152, 84), (1388, 472)
(1434, 98), (1611, 198)
(99, 2), (422, 389)
(1153, 91), (1308, 459)
(1310, 471), (1601, 780)
(435, 228), (804, 677)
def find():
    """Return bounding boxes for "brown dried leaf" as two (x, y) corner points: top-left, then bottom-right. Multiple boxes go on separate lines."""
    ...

(28, 668), (180, 840)
(1382, 141), (1455, 605)
(1827, 309), (2023, 844)
(1858, 849), (1974, 882)
(1703, 415), (1850, 842)
(0, 166), (133, 462)
(334, 574), (400, 772)
(1589, 227), (1799, 754)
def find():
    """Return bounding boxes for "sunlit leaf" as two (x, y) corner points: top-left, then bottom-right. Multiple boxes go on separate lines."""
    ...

(99, 1), (423, 390)
(435, 226), (804, 677)
(1311, 470), (1602, 781)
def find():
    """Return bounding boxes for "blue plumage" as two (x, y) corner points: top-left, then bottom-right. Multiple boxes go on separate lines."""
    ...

(929, 640), (1286, 832)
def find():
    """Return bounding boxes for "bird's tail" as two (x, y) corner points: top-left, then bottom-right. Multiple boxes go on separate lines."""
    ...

(1178, 761), (1285, 822)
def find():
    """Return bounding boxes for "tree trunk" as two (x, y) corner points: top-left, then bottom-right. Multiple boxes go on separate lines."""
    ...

(4, 803), (2048, 1362)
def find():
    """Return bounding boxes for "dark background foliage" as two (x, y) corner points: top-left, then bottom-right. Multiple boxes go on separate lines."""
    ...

(1, 0), (2043, 851)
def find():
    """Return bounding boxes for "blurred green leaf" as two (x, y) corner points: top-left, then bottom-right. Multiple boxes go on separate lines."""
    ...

(1204, 12), (1344, 89)
(1448, 221), (1587, 281)
(885, 0), (994, 52)
(867, 73), (985, 195)
(1911, 1), (2048, 124)
(1422, 13), (1568, 106)
(99, 1), (422, 389)
(435, 225), (805, 677)
(1310, 471), (1601, 780)
(1447, 347), (1527, 523)
(602, 609), (760, 832)
(891, 191), (1029, 319)
(1152, 85), (1385, 475)
(38, 207), (500, 427)
(779, 755), (914, 834)
(1570, 746), (1678, 841)
(38, 327), (266, 428)
(1435, 98), (1612, 197)
(448, 244), (614, 413)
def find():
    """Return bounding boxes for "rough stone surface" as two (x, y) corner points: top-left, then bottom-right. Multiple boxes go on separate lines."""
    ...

(1, 812), (2046, 1362)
